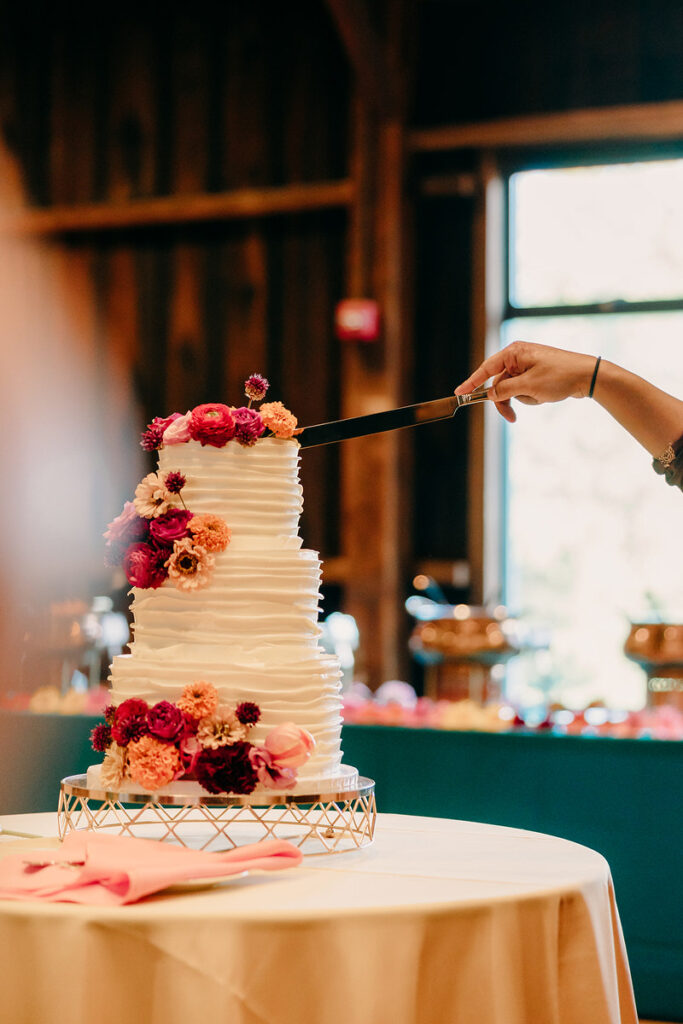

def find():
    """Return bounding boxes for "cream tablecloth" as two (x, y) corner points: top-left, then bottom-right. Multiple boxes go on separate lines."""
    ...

(0, 811), (637, 1024)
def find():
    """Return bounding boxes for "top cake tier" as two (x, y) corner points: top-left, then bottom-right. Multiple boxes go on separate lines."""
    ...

(157, 437), (303, 547)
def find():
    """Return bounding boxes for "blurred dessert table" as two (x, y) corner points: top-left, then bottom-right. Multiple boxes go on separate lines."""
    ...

(0, 812), (636, 1024)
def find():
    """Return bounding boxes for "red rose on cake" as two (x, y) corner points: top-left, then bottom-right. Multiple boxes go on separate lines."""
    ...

(122, 542), (168, 589)
(189, 403), (236, 447)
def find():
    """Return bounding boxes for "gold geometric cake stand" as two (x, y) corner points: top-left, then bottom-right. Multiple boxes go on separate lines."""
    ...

(58, 775), (376, 855)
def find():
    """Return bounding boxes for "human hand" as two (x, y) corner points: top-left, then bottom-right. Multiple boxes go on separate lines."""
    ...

(454, 341), (596, 423)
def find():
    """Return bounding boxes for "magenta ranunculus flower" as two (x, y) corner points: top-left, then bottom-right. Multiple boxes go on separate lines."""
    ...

(244, 373), (269, 402)
(148, 508), (193, 547)
(111, 698), (149, 746)
(146, 700), (185, 741)
(122, 542), (168, 589)
(189, 403), (236, 447)
(249, 746), (296, 791)
(232, 407), (266, 447)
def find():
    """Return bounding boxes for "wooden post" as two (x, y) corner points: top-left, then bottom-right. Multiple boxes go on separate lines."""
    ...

(338, 1), (414, 688)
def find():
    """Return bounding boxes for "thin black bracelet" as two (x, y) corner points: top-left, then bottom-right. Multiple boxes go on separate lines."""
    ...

(588, 356), (602, 399)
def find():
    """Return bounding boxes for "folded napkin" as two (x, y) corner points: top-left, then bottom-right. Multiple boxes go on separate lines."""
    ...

(0, 831), (302, 905)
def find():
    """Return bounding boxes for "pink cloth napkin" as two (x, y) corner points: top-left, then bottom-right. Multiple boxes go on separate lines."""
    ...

(0, 831), (302, 905)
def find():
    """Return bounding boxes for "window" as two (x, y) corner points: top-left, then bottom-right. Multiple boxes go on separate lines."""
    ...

(501, 157), (683, 711)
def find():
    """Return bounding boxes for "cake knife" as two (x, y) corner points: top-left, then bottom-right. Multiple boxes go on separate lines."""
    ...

(298, 385), (491, 449)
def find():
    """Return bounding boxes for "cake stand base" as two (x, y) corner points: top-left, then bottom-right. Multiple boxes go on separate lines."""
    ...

(58, 775), (376, 854)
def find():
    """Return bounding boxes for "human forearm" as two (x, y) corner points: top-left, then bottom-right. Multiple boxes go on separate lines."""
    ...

(591, 360), (683, 458)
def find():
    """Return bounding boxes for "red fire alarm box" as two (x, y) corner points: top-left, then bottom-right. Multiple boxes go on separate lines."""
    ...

(334, 299), (381, 342)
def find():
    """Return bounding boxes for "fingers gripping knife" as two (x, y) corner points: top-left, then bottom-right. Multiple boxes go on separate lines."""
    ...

(298, 385), (491, 449)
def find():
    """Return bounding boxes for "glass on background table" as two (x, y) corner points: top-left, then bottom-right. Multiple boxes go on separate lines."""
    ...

(0, 810), (637, 1024)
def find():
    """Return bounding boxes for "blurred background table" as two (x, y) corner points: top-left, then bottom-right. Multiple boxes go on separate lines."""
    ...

(0, 812), (636, 1024)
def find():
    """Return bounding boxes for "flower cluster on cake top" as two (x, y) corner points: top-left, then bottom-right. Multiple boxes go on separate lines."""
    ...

(91, 682), (315, 795)
(140, 374), (301, 452)
(104, 474), (230, 590)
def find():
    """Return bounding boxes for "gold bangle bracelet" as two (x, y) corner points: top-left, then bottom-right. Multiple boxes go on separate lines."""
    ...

(656, 443), (676, 468)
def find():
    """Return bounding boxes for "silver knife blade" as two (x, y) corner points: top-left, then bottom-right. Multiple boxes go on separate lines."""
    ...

(298, 388), (490, 449)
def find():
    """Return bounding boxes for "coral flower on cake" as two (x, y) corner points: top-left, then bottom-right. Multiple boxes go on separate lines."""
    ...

(177, 680), (219, 719)
(259, 401), (301, 439)
(100, 743), (128, 788)
(128, 734), (181, 790)
(166, 538), (215, 590)
(189, 403), (236, 447)
(233, 406), (266, 447)
(264, 722), (315, 768)
(134, 472), (178, 519)
(188, 513), (231, 553)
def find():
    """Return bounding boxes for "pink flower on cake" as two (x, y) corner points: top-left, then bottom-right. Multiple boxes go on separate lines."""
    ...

(244, 373), (269, 403)
(100, 743), (128, 788)
(264, 722), (315, 768)
(134, 472), (177, 519)
(259, 401), (301, 439)
(177, 680), (219, 719)
(146, 700), (185, 741)
(148, 508), (193, 547)
(140, 414), (181, 452)
(166, 537), (214, 590)
(163, 412), (192, 446)
(178, 733), (202, 776)
(249, 747), (297, 791)
(187, 514), (231, 553)
(189, 403), (236, 447)
(104, 502), (149, 566)
(111, 698), (150, 745)
(128, 735), (181, 790)
(123, 542), (168, 589)
(194, 742), (258, 795)
(232, 406), (266, 447)
(197, 706), (248, 748)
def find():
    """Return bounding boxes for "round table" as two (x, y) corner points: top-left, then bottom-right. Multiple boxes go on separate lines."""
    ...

(0, 811), (637, 1024)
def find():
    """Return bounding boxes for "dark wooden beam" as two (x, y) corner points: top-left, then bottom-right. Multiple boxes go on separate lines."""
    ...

(410, 100), (683, 152)
(0, 180), (354, 235)
(324, 0), (392, 116)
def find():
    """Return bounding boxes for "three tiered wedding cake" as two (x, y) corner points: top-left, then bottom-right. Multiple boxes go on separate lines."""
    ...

(88, 376), (357, 797)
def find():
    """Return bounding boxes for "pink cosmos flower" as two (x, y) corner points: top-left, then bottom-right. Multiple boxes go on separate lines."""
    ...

(249, 746), (297, 791)
(233, 406), (266, 447)
(163, 411), (192, 445)
(134, 472), (177, 518)
(264, 722), (315, 768)
(148, 508), (193, 547)
(177, 680), (219, 719)
(166, 537), (215, 590)
(259, 401), (301, 439)
(122, 542), (168, 589)
(187, 514), (231, 553)
(128, 734), (181, 790)
(189, 403), (236, 447)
